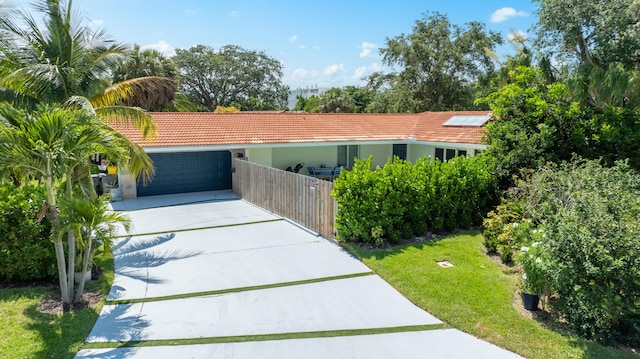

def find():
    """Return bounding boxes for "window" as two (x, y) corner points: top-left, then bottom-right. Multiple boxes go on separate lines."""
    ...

(435, 147), (469, 161)
(446, 149), (456, 160)
(338, 145), (359, 168)
(392, 144), (407, 161)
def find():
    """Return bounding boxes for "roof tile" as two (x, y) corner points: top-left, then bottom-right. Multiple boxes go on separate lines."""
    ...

(108, 111), (490, 148)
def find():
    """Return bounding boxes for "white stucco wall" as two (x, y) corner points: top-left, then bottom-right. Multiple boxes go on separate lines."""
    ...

(408, 144), (434, 163)
(271, 146), (338, 174)
(246, 147), (273, 167)
(359, 144), (393, 168)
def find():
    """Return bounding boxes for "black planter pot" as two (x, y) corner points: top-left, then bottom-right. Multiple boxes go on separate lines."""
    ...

(522, 293), (540, 311)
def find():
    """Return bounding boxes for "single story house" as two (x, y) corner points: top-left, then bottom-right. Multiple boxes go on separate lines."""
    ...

(109, 111), (491, 199)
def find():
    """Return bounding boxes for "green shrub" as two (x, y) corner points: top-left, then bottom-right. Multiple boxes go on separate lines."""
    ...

(332, 155), (498, 244)
(501, 159), (640, 345)
(0, 182), (55, 282)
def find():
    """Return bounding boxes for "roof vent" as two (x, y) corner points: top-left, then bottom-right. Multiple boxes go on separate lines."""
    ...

(443, 114), (492, 127)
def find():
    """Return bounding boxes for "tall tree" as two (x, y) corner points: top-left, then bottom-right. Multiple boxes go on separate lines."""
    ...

(534, 0), (640, 68)
(319, 88), (355, 113)
(174, 44), (289, 111)
(534, 0), (640, 109)
(0, 0), (174, 138)
(478, 66), (587, 186)
(110, 44), (178, 111)
(367, 12), (502, 112)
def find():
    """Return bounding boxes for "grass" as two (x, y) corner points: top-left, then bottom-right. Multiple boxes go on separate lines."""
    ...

(0, 247), (114, 359)
(344, 231), (638, 359)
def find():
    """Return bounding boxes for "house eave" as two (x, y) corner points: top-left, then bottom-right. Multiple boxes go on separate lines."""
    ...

(142, 139), (487, 153)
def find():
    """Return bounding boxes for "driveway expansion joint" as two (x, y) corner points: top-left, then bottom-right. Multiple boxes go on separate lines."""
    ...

(106, 271), (374, 305)
(116, 218), (285, 239)
(81, 324), (448, 349)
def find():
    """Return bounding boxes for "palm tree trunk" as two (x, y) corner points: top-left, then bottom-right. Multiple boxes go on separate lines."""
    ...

(75, 231), (92, 303)
(45, 175), (71, 310)
(65, 172), (78, 303)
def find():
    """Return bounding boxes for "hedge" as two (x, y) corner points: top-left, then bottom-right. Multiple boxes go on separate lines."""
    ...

(0, 182), (55, 282)
(332, 155), (497, 244)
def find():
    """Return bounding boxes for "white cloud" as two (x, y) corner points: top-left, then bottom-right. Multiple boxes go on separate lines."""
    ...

(490, 7), (528, 23)
(324, 63), (345, 76)
(353, 63), (382, 79)
(289, 68), (319, 82)
(141, 40), (176, 57)
(88, 19), (104, 27)
(230, 11), (240, 17)
(359, 41), (378, 58)
(507, 30), (528, 41)
(299, 45), (306, 49)
(184, 8), (198, 15)
(289, 34), (298, 42)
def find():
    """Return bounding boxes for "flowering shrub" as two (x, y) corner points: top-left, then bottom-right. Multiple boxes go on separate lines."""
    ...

(493, 159), (640, 345)
(515, 236), (549, 295)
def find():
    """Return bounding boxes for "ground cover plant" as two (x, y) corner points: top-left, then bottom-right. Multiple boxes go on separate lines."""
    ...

(345, 232), (638, 359)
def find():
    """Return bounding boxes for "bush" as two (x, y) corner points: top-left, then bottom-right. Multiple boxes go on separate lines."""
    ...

(0, 182), (55, 282)
(332, 155), (498, 243)
(483, 202), (524, 258)
(498, 159), (640, 345)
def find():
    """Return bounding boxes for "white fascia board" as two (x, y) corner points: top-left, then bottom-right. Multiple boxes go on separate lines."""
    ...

(142, 140), (487, 153)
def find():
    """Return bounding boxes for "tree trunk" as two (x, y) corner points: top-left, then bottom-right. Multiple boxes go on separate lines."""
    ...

(45, 176), (71, 310)
(75, 231), (92, 303)
(577, 26), (594, 66)
(66, 228), (76, 303)
(66, 175), (76, 303)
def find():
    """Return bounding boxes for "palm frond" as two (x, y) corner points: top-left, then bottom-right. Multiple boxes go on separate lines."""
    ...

(91, 76), (176, 108)
(94, 105), (157, 140)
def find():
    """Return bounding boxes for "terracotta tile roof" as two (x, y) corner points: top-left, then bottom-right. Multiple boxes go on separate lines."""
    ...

(108, 111), (490, 148)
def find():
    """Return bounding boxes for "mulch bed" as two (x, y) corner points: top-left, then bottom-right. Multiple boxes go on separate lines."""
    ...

(38, 291), (102, 314)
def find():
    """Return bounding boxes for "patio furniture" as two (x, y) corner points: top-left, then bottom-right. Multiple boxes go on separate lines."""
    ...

(293, 162), (304, 173)
(307, 166), (320, 177)
(332, 166), (341, 180)
(320, 167), (333, 180)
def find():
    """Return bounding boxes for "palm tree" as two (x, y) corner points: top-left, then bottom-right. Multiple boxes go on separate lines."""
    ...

(0, 104), (152, 309)
(60, 194), (131, 302)
(0, 0), (175, 139)
(110, 45), (178, 111)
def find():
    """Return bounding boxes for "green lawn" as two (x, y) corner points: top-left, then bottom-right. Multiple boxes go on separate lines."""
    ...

(345, 231), (638, 359)
(0, 249), (113, 359)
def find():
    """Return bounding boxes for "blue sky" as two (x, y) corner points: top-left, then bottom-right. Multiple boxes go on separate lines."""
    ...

(16, 0), (538, 89)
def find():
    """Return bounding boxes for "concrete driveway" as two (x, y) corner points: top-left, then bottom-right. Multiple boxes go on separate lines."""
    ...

(76, 191), (522, 358)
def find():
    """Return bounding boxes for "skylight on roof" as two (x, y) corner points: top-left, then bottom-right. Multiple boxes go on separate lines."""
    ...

(443, 114), (492, 127)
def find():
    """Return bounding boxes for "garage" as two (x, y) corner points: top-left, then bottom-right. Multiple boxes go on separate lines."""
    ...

(137, 151), (232, 197)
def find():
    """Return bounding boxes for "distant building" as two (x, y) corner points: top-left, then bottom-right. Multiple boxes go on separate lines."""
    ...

(287, 85), (327, 110)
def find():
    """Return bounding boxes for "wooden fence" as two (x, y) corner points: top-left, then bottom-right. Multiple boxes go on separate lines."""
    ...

(232, 158), (337, 238)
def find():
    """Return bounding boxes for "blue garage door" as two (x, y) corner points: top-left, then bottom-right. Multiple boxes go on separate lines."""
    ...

(137, 151), (232, 197)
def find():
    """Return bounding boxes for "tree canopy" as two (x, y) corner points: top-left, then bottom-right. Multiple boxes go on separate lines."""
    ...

(534, 0), (640, 68)
(366, 12), (502, 112)
(174, 44), (289, 111)
(0, 0), (174, 138)
(110, 45), (178, 111)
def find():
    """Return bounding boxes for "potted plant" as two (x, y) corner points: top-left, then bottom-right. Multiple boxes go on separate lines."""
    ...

(516, 238), (548, 311)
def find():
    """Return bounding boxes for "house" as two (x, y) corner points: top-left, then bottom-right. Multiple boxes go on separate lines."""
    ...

(109, 111), (491, 199)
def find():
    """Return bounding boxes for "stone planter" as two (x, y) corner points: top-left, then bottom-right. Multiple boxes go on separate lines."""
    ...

(74, 270), (91, 284)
